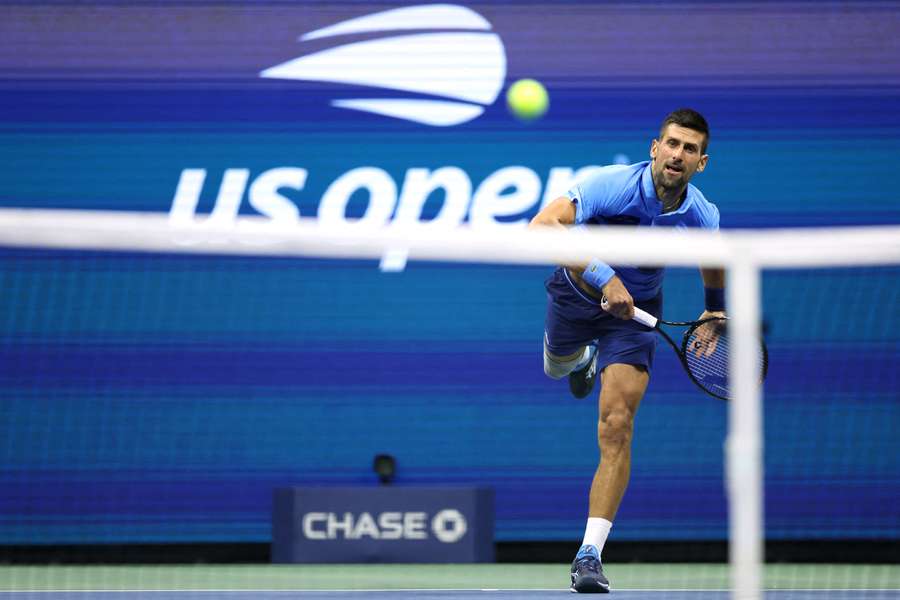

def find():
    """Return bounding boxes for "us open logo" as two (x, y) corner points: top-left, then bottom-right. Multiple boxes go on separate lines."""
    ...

(259, 4), (506, 126)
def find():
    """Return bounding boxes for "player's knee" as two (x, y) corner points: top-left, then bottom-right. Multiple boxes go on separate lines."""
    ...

(543, 351), (571, 379)
(543, 348), (583, 379)
(598, 405), (636, 448)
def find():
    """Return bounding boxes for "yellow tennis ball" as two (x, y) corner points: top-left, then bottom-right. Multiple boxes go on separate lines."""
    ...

(506, 78), (549, 121)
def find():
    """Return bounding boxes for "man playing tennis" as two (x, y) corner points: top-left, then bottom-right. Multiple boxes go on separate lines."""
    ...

(529, 108), (725, 593)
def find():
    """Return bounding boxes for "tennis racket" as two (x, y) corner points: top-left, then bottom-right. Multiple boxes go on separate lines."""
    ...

(601, 298), (768, 401)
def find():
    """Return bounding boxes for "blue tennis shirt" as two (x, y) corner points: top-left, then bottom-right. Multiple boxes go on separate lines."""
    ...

(566, 161), (720, 301)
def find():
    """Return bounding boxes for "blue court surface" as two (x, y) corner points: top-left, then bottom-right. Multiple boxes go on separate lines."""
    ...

(2, 591), (899, 599)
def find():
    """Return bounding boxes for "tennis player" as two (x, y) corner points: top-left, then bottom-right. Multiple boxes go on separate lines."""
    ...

(529, 108), (725, 593)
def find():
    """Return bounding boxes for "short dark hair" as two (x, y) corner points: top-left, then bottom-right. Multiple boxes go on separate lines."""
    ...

(660, 108), (710, 153)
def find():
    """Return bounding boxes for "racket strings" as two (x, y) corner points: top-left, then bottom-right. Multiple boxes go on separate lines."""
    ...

(684, 328), (730, 397)
(683, 324), (767, 399)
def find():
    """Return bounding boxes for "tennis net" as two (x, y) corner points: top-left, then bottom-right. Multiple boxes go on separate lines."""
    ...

(0, 210), (897, 599)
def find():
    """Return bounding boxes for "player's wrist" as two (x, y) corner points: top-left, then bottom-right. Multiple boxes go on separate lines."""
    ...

(704, 287), (725, 312)
(600, 275), (622, 295)
(582, 259), (615, 291)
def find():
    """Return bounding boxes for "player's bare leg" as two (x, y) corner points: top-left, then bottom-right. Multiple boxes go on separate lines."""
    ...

(571, 363), (648, 593)
(590, 363), (649, 519)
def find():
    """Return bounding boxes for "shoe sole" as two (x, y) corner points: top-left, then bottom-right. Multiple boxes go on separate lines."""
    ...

(570, 576), (610, 593)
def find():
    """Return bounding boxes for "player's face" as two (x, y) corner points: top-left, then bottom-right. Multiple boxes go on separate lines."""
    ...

(650, 124), (709, 192)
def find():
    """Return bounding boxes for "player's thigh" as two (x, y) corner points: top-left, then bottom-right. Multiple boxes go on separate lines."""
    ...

(599, 363), (649, 420)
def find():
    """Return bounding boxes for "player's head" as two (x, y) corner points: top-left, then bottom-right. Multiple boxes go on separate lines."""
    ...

(659, 108), (710, 153)
(650, 108), (710, 193)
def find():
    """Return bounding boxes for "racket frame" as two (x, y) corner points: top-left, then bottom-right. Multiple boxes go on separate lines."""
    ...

(608, 302), (768, 401)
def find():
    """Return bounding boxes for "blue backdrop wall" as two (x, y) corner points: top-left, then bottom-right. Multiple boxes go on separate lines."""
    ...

(0, 1), (898, 545)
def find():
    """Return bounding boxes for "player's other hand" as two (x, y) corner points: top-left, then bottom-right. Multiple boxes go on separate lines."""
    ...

(601, 276), (634, 320)
(693, 310), (726, 357)
(699, 310), (726, 322)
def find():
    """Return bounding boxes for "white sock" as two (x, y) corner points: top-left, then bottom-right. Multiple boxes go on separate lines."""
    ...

(572, 345), (595, 371)
(581, 517), (613, 555)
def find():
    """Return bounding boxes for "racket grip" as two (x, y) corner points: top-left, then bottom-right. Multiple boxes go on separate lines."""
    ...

(600, 296), (658, 328)
(631, 306), (658, 328)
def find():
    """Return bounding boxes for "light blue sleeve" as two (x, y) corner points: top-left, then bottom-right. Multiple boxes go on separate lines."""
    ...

(705, 203), (720, 230)
(565, 165), (631, 225)
(694, 192), (720, 230)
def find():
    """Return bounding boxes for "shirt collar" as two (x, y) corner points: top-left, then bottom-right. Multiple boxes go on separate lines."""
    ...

(640, 162), (660, 215)
(641, 161), (695, 216)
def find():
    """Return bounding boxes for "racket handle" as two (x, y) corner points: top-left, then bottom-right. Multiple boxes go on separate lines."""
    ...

(631, 306), (658, 328)
(601, 296), (658, 328)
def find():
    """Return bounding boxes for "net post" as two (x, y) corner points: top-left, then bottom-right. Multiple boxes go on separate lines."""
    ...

(726, 256), (764, 600)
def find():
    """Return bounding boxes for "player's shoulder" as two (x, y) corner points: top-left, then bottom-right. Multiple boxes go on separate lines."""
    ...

(575, 162), (644, 201)
(686, 184), (720, 228)
(580, 162), (644, 188)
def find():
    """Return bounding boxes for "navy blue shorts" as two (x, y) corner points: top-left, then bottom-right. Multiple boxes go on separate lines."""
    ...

(544, 267), (662, 373)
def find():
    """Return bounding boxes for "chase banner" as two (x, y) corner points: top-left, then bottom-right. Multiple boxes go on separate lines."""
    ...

(272, 487), (495, 563)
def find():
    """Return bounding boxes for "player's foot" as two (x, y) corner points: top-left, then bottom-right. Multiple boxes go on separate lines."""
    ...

(569, 544), (610, 593)
(568, 347), (597, 399)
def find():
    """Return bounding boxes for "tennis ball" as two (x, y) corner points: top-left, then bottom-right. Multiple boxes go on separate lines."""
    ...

(506, 78), (549, 121)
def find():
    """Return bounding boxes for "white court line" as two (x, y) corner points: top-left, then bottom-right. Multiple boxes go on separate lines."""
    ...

(0, 586), (900, 594)
(0, 593), (572, 597)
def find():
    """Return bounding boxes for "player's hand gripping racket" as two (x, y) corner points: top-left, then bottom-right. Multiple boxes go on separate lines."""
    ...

(601, 298), (768, 401)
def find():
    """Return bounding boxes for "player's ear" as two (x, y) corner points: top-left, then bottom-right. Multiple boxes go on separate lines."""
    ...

(650, 139), (659, 160)
(697, 154), (709, 173)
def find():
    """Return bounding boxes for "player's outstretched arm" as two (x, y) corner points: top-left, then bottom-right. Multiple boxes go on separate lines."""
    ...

(530, 196), (633, 317)
(529, 196), (576, 230)
(528, 196), (591, 272)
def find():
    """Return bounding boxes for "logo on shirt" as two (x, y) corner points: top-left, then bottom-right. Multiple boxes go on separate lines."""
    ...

(259, 4), (507, 126)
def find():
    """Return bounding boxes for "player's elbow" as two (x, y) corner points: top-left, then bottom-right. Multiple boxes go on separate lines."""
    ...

(528, 213), (555, 229)
(530, 197), (575, 229)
